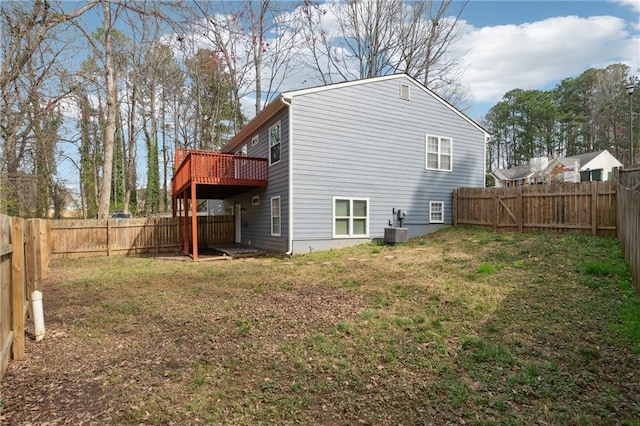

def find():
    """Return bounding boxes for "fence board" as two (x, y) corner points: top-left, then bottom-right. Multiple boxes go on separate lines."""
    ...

(454, 181), (617, 237)
(0, 214), (13, 378)
(49, 216), (234, 259)
(616, 169), (640, 293)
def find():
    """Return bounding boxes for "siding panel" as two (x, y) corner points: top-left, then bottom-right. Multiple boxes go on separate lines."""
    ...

(290, 76), (485, 250)
(221, 107), (290, 253)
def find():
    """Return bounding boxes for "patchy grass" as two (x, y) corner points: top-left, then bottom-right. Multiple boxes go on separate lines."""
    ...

(2, 227), (640, 424)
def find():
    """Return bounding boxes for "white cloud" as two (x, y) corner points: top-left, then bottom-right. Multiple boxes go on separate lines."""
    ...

(609, 0), (640, 14)
(457, 15), (639, 104)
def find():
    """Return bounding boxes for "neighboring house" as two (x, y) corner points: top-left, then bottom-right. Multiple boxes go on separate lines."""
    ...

(491, 157), (549, 188)
(172, 74), (488, 257)
(546, 150), (622, 183)
(492, 150), (622, 188)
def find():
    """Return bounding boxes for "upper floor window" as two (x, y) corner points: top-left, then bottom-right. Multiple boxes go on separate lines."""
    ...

(426, 135), (452, 171)
(269, 122), (281, 165)
(252, 134), (259, 146)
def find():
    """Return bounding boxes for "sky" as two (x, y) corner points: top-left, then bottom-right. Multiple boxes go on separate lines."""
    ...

(455, 0), (639, 119)
(69, 0), (640, 121)
(54, 0), (640, 192)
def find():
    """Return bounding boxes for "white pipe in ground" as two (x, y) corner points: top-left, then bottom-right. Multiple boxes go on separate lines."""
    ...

(32, 290), (45, 342)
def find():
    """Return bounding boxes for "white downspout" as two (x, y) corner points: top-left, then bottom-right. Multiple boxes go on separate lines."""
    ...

(32, 291), (45, 342)
(281, 96), (294, 255)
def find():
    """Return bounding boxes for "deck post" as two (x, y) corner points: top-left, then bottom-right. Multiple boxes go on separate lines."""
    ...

(191, 182), (199, 261)
(183, 191), (189, 256)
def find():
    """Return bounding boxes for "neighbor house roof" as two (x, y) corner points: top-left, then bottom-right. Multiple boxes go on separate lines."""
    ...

(222, 74), (489, 153)
(492, 163), (537, 181)
(493, 150), (621, 182)
(564, 150), (605, 166)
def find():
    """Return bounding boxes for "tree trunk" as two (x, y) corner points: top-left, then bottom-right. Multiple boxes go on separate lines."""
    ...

(97, 2), (116, 219)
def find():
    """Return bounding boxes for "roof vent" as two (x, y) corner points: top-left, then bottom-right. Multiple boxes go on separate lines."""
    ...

(400, 83), (410, 100)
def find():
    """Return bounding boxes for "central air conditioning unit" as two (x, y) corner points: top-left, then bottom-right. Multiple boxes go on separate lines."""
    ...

(384, 227), (408, 245)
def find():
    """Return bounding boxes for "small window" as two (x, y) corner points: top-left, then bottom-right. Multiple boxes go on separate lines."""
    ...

(271, 196), (281, 236)
(252, 134), (259, 146)
(236, 144), (247, 156)
(333, 197), (369, 238)
(426, 135), (452, 171)
(252, 195), (260, 206)
(400, 83), (410, 100)
(430, 201), (444, 223)
(269, 122), (281, 165)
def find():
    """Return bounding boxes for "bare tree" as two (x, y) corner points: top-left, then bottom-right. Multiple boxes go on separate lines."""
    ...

(1, 0), (99, 216)
(94, 1), (119, 219)
(298, 0), (469, 107)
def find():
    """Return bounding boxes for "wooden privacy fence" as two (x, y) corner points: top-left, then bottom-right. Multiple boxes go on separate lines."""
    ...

(0, 216), (49, 380)
(454, 181), (617, 236)
(49, 215), (234, 259)
(616, 167), (640, 292)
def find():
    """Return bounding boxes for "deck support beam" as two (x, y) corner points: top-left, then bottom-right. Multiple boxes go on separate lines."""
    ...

(191, 182), (199, 261)
(183, 190), (189, 256)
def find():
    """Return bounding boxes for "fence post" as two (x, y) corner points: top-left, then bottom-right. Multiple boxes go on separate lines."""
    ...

(11, 217), (25, 361)
(591, 182), (598, 236)
(518, 186), (524, 233)
(453, 188), (458, 226)
(493, 189), (499, 233)
(25, 220), (37, 317)
(107, 219), (111, 256)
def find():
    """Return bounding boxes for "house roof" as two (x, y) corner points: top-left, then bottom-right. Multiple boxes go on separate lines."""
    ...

(493, 150), (622, 182)
(492, 163), (536, 181)
(564, 150), (605, 166)
(222, 73), (489, 153)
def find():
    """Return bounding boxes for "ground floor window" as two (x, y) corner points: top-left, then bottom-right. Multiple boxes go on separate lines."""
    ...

(430, 201), (444, 223)
(333, 197), (369, 238)
(271, 196), (281, 236)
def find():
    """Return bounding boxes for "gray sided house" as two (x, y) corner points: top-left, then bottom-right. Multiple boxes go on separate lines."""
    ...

(213, 74), (488, 254)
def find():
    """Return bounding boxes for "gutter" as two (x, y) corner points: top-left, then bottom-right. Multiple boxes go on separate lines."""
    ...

(281, 95), (294, 255)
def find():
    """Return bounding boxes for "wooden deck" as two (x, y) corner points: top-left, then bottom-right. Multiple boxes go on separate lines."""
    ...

(171, 148), (268, 199)
(171, 148), (268, 261)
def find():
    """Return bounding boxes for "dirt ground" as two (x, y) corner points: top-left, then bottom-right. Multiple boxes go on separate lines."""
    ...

(0, 263), (367, 424)
(1, 229), (639, 424)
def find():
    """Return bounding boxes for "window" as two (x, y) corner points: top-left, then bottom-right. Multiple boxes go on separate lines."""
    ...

(251, 134), (259, 146)
(235, 144), (247, 156)
(333, 197), (369, 238)
(426, 135), (452, 171)
(430, 201), (444, 223)
(271, 196), (281, 236)
(400, 83), (410, 100)
(252, 195), (260, 206)
(269, 122), (281, 165)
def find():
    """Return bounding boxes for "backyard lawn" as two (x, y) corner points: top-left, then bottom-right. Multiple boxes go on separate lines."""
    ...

(1, 227), (639, 424)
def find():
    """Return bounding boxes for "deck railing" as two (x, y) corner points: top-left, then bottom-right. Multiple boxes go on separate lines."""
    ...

(172, 149), (268, 195)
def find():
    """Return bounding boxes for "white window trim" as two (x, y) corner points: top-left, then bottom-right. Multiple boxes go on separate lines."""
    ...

(252, 195), (260, 206)
(332, 196), (370, 239)
(251, 134), (259, 146)
(425, 134), (453, 172)
(429, 201), (444, 224)
(269, 121), (281, 166)
(271, 196), (281, 236)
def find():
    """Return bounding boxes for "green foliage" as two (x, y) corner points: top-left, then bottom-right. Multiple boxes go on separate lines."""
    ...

(144, 126), (160, 214)
(486, 63), (639, 169)
(185, 49), (240, 150)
